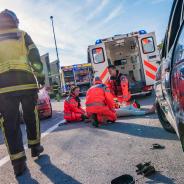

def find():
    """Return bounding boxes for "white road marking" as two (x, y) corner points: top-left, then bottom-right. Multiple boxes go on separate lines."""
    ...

(0, 119), (65, 168)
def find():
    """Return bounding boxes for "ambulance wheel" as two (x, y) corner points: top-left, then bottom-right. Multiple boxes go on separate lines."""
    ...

(156, 102), (175, 133)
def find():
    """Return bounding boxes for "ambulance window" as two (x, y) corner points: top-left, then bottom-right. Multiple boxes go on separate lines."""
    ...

(92, 47), (105, 64)
(141, 37), (155, 54)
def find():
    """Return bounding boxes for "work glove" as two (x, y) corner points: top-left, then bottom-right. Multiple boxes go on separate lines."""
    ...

(31, 61), (43, 73)
(35, 72), (45, 85)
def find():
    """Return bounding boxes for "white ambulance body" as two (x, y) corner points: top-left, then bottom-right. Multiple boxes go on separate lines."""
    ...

(88, 30), (160, 95)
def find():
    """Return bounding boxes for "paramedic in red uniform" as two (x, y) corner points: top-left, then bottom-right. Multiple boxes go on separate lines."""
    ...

(86, 77), (117, 127)
(107, 65), (131, 104)
(64, 86), (87, 122)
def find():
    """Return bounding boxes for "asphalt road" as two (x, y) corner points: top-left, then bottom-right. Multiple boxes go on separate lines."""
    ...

(0, 95), (184, 184)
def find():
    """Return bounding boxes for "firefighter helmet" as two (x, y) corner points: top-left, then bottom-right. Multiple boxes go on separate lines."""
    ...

(0, 9), (19, 27)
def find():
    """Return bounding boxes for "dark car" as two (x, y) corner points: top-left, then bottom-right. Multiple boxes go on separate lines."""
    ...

(155, 0), (184, 150)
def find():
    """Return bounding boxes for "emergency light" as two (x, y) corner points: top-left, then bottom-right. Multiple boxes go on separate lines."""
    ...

(95, 39), (102, 45)
(139, 30), (147, 35)
(73, 64), (78, 71)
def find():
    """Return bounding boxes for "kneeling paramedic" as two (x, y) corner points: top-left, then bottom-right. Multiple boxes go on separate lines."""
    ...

(86, 77), (117, 127)
(64, 86), (88, 122)
(107, 65), (132, 105)
(0, 9), (44, 176)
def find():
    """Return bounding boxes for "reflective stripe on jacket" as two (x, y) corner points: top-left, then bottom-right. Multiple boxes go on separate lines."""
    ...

(0, 28), (41, 94)
(0, 28), (32, 74)
(64, 95), (85, 121)
(86, 83), (115, 113)
(107, 71), (131, 102)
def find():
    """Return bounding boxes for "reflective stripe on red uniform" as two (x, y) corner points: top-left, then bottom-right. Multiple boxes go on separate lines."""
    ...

(64, 96), (85, 122)
(107, 71), (131, 102)
(86, 83), (117, 123)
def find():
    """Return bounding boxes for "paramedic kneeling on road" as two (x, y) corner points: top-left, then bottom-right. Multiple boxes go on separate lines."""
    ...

(107, 65), (131, 104)
(86, 77), (117, 127)
(64, 86), (87, 122)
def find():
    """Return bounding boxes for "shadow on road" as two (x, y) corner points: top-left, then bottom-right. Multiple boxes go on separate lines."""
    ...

(16, 170), (39, 184)
(55, 121), (88, 132)
(121, 113), (158, 120)
(101, 122), (177, 140)
(145, 172), (175, 184)
(35, 154), (82, 184)
(0, 129), (4, 145)
(41, 110), (63, 121)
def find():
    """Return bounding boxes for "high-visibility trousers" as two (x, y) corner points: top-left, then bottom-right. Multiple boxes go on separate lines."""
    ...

(64, 111), (84, 122)
(0, 92), (40, 164)
(87, 106), (117, 124)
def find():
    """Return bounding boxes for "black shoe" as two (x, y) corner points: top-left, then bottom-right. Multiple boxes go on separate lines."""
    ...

(31, 145), (44, 157)
(13, 161), (27, 177)
(91, 114), (99, 127)
(92, 120), (99, 127)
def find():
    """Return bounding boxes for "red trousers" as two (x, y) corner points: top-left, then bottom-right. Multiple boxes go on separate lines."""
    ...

(87, 106), (117, 124)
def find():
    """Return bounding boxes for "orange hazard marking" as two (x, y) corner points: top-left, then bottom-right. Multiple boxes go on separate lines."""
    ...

(100, 67), (108, 81)
(144, 60), (157, 72)
(145, 70), (156, 80)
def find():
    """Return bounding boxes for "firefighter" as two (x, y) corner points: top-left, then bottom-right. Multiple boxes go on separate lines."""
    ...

(86, 77), (117, 127)
(107, 65), (131, 104)
(0, 9), (44, 176)
(52, 81), (61, 101)
(64, 86), (87, 122)
(52, 81), (59, 96)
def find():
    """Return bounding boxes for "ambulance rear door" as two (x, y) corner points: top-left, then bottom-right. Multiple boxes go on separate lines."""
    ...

(88, 43), (109, 83)
(138, 32), (160, 86)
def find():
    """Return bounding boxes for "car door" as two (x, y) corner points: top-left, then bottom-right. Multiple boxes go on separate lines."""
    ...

(171, 21), (184, 150)
(138, 32), (160, 86)
(160, 0), (183, 122)
(88, 44), (110, 83)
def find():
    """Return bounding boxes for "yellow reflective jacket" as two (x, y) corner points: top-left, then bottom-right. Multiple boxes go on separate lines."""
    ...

(0, 28), (40, 94)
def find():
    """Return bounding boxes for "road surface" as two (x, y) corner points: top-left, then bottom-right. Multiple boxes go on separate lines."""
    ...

(0, 95), (184, 184)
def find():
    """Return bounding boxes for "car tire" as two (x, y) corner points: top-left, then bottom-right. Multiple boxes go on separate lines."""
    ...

(156, 102), (175, 133)
(47, 102), (52, 118)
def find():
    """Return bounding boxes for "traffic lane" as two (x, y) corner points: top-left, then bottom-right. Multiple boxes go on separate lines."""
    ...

(1, 113), (182, 184)
(42, 117), (181, 184)
(0, 101), (63, 161)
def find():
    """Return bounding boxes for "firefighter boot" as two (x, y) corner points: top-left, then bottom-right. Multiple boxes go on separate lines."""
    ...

(31, 145), (44, 157)
(13, 160), (27, 177)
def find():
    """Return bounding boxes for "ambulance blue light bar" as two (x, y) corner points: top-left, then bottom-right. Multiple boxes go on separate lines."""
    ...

(139, 30), (147, 35)
(73, 64), (78, 68)
(95, 39), (102, 44)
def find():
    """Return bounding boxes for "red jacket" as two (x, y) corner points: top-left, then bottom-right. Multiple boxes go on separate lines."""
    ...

(86, 83), (115, 114)
(64, 95), (85, 122)
(107, 71), (131, 102)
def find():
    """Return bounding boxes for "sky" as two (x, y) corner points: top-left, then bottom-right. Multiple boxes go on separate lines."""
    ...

(1, 0), (173, 66)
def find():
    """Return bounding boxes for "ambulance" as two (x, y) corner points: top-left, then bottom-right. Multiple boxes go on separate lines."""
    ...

(61, 63), (93, 95)
(88, 30), (160, 95)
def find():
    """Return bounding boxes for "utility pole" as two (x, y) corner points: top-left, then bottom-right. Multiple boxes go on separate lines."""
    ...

(50, 16), (61, 90)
